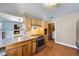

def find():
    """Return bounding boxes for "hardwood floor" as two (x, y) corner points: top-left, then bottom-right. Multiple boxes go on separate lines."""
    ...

(34, 40), (79, 56)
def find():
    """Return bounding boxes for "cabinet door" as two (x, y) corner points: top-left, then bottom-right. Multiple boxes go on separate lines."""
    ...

(44, 35), (48, 44)
(41, 21), (48, 28)
(27, 41), (32, 56)
(31, 39), (36, 55)
(6, 46), (22, 56)
(32, 19), (37, 25)
(23, 16), (32, 31)
(37, 20), (41, 26)
(22, 44), (28, 56)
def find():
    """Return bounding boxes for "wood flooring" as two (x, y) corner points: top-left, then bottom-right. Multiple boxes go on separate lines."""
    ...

(34, 40), (79, 56)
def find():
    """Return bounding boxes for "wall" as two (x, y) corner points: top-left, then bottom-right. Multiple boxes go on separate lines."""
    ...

(51, 12), (79, 49)
(0, 22), (2, 40)
(0, 13), (24, 40)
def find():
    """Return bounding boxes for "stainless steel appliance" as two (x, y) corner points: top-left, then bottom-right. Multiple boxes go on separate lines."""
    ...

(36, 36), (45, 52)
(44, 29), (47, 35)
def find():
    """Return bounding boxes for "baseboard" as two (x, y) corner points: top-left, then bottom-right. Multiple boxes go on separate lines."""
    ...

(55, 41), (78, 49)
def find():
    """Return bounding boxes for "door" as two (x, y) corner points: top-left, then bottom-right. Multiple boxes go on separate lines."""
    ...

(48, 23), (52, 40)
(48, 23), (55, 40)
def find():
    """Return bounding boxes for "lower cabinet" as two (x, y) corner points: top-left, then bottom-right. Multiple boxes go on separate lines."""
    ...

(6, 46), (22, 56)
(6, 39), (36, 56)
(22, 43), (28, 56)
(31, 39), (36, 55)
(27, 41), (32, 56)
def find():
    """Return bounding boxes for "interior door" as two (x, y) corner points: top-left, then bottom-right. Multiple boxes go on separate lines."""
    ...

(48, 23), (55, 40)
(48, 23), (52, 40)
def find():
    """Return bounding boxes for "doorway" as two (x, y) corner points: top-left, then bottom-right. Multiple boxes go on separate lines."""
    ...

(48, 22), (55, 41)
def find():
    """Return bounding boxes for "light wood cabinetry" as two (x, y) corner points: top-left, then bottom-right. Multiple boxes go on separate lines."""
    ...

(24, 16), (48, 31)
(31, 39), (36, 54)
(27, 40), (32, 56)
(23, 16), (43, 32)
(41, 21), (48, 44)
(37, 20), (41, 26)
(22, 42), (28, 56)
(6, 43), (23, 56)
(22, 41), (32, 56)
(6, 39), (36, 56)
(23, 16), (32, 31)
(41, 21), (48, 28)
(31, 19), (37, 25)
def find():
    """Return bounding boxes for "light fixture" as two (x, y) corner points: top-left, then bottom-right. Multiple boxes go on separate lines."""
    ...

(44, 3), (57, 7)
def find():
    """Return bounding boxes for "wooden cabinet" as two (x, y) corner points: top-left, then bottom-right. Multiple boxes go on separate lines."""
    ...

(41, 21), (48, 28)
(31, 19), (37, 25)
(22, 42), (28, 56)
(6, 46), (22, 56)
(37, 20), (41, 26)
(23, 16), (32, 31)
(27, 41), (32, 56)
(22, 40), (36, 56)
(32, 19), (41, 26)
(6, 39), (36, 56)
(31, 39), (36, 54)
(44, 35), (48, 44)
(41, 21), (48, 44)
(23, 16), (43, 32)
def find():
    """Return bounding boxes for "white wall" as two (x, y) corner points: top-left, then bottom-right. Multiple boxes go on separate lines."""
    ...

(0, 23), (2, 40)
(0, 13), (23, 22)
(0, 13), (24, 40)
(51, 12), (79, 49)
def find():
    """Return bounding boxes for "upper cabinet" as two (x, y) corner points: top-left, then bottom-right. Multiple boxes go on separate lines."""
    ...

(31, 19), (37, 25)
(41, 21), (48, 29)
(23, 16), (32, 31)
(37, 20), (41, 26)
(32, 19), (41, 26)
(23, 16), (48, 32)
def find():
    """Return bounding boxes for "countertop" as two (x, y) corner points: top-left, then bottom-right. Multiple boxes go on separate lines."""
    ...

(0, 35), (40, 48)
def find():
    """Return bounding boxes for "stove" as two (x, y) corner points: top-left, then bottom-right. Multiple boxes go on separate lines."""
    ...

(36, 36), (45, 52)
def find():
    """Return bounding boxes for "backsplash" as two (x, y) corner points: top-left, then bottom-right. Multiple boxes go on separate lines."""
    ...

(25, 27), (44, 37)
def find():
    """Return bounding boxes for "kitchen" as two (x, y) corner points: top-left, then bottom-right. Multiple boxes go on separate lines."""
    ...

(0, 3), (78, 56)
(0, 12), (50, 56)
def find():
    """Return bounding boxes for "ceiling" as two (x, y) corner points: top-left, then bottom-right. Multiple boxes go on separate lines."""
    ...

(0, 3), (79, 20)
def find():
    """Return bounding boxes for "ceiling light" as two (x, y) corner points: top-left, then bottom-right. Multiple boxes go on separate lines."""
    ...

(44, 3), (57, 7)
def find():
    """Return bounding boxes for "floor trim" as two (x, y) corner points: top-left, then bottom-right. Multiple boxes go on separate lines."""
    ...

(55, 41), (78, 49)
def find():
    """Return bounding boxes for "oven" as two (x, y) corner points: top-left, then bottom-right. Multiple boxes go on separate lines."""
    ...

(36, 36), (45, 52)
